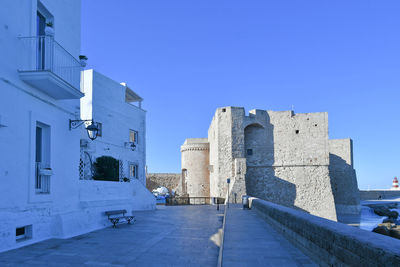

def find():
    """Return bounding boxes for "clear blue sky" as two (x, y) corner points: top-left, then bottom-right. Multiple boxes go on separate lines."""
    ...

(81, 0), (400, 190)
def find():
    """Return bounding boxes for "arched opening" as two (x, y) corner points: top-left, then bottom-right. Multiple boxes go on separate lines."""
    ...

(244, 123), (271, 166)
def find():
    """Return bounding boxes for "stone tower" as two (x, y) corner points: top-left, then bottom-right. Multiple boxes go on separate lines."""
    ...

(181, 139), (210, 198)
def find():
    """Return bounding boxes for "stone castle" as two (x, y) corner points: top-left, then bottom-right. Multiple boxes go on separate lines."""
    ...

(179, 107), (360, 221)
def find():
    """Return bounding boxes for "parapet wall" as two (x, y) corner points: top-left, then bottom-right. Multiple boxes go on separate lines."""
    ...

(146, 173), (181, 195)
(250, 197), (400, 267)
(360, 190), (400, 200)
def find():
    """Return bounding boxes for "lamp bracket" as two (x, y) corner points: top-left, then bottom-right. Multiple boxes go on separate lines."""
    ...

(69, 119), (93, 130)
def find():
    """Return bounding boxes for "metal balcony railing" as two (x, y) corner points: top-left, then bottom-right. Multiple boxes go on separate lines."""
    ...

(166, 197), (226, 206)
(35, 162), (50, 194)
(18, 36), (82, 90)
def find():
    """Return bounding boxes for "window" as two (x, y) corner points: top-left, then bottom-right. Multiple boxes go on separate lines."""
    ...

(247, 149), (253, 156)
(35, 122), (51, 194)
(129, 164), (138, 179)
(16, 225), (32, 242)
(129, 130), (138, 144)
(36, 3), (54, 70)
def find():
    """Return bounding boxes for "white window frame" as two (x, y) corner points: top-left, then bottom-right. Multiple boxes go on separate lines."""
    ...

(35, 122), (51, 194)
(129, 163), (138, 179)
(129, 130), (138, 144)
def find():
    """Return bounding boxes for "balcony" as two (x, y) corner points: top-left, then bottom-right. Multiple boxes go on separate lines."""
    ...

(18, 36), (84, 99)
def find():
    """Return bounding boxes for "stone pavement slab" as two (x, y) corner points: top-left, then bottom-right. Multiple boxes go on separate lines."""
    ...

(222, 204), (317, 267)
(0, 205), (224, 267)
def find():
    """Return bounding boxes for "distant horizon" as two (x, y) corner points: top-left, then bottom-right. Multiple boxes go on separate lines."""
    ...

(81, 0), (400, 190)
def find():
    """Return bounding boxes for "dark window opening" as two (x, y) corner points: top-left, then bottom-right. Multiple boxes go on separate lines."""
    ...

(314, 124), (317, 127)
(16, 227), (25, 237)
(222, 108), (226, 112)
(16, 225), (32, 242)
(295, 130), (299, 134)
(247, 149), (253, 155)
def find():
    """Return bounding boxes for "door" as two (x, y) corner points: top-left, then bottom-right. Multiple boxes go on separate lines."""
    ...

(36, 12), (46, 70)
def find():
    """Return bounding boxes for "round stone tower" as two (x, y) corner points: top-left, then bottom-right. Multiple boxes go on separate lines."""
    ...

(181, 138), (210, 198)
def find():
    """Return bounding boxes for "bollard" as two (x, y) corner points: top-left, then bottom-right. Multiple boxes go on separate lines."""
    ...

(242, 195), (249, 209)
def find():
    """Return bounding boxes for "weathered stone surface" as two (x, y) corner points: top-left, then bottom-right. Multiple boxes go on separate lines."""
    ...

(183, 106), (360, 221)
(146, 173), (181, 195)
(246, 166), (337, 220)
(250, 197), (400, 267)
(329, 139), (360, 215)
(181, 138), (210, 197)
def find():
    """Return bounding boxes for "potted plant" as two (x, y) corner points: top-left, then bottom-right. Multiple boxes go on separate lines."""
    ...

(45, 22), (54, 36)
(79, 55), (88, 67)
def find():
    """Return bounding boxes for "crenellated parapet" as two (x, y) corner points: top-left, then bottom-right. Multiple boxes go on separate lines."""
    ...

(181, 143), (210, 152)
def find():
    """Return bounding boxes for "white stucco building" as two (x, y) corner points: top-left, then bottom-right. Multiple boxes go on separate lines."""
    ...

(0, 0), (154, 253)
(80, 69), (147, 185)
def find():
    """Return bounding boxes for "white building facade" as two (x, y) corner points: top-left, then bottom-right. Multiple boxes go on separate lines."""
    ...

(0, 0), (154, 253)
(80, 69), (147, 185)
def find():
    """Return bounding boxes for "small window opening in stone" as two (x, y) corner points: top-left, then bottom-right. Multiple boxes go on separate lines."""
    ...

(16, 225), (32, 242)
(222, 108), (226, 112)
(295, 130), (299, 134)
(16, 227), (25, 237)
(314, 124), (317, 127)
(247, 149), (253, 155)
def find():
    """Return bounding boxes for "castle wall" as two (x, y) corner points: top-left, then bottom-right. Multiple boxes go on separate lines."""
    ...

(181, 139), (210, 197)
(242, 110), (337, 221)
(185, 106), (357, 221)
(246, 166), (336, 220)
(329, 139), (360, 215)
(146, 173), (182, 195)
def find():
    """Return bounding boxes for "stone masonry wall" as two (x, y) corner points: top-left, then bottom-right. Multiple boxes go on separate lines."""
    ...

(329, 139), (360, 215)
(246, 166), (337, 220)
(146, 173), (181, 195)
(360, 190), (400, 200)
(239, 109), (337, 221)
(250, 198), (400, 267)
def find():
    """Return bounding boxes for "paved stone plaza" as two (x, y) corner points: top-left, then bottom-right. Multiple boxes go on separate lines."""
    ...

(0, 205), (316, 266)
(223, 205), (317, 267)
(0, 206), (223, 266)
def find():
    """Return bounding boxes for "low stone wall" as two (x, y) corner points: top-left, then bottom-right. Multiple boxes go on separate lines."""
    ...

(249, 197), (400, 267)
(360, 190), (400, 200)
(146, 173), (181, 195)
